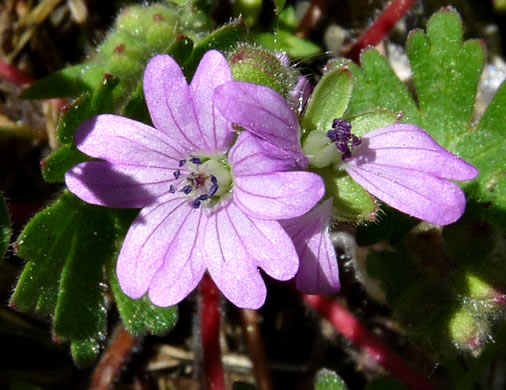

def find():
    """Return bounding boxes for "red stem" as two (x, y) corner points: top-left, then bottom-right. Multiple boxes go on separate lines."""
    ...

(201, 274), (225, 390)
(240, 309), (272, 390)
(0, 58), (34, 87)
(296, 0), (329, 39)
(90, 324), (138, 390)
(303, 294), (441, 390)
(345, 0), (417, 63)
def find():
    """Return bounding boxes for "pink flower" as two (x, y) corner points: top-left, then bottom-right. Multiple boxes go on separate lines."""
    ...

(215, 81), (478, 294)
(65, 50), (325, 309)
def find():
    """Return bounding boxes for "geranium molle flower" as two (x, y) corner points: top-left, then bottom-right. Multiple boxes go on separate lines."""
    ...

(215, 81), (478, 294)
(65, 50), (325, 309)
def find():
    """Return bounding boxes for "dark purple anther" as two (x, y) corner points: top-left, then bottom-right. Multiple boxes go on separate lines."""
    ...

(208, 184), (219, 198)
(173, 170), (181, 179)
(198, 194), (210, 201)
(179, 159), (186, 167)
(327, 119), (361, 161)
(190, 157), (202, 165)
(192, 199), (201, 209)
(169, 185), (176, 193)
(182, 185), (193, 194)
(210, 175), (218, 185)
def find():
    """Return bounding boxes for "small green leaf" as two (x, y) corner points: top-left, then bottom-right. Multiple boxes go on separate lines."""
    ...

(344, 50), (419, 123)
(274, 0), (286, 14)
(456, 81), (506, 214)
(57, 74), (120, 145)
(407, 9), (485, 147)
(346, 110), (400, 137)
(302, 68), (353, 134)
(90, 74), (120, 115)
(57, 94), (92, 144)
(42, 144), (90, 183)
(0, 193), (10, 262)
(20, 64), (93, 99)
(255, 31), (322, 59)
(184, 20), (248, 79)
(107, 213), (178, 336)
(314, 368), (348, 390)
(71, 338), (101, 368)
(163, 35), (194, 65)
(52, 205), (114, 345)
(318, 168), (376, 221)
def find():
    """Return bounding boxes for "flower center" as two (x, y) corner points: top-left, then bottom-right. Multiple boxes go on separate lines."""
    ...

(302, 119), (361, 169)
(170, 156), (232, 209)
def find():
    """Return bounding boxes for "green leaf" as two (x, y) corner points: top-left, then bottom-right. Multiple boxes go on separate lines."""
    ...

(20, 64), (93, 99)
(71, 338), (101, 368)
(52, 205), (115, 344)
(406, 9), (485, 147)
(456, 81), (506, 214)
(109, 268), (178, 336)
(302, 68), (353, 134)
(318, 168), (376, 221)
(274, 0), (286, 14)
(57, 74), (119, 145)
(346, 110), (400, 137)
(0, 193), (10, 262)
(57, 94), (92, 144)
(314, 369), (348, 390)
(11, 192), (118, 366)
(344, 51), (419, 123)
(255, 31), (322, 59)
(41, 144), (90, 183)
(10, 193), (112, 318)
(106, 212), (178, 336)
(184, 21), (248, 79)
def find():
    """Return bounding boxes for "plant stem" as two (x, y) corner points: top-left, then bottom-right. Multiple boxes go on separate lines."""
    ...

(240, 309), (272, 390)
(303, 294), (441, 390)
(201, 274), (226, 390)
(296, 0), (329, 39)
(90, 324), (138, 390)
(346, 0), (417, 63)
(0, 58), (34, 86)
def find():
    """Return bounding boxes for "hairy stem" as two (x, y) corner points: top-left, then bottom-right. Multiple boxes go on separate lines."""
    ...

(240, 309), (272, 390)
(345, 0), (417, 63)
(90, 324), (138, 390)
(0, 58), (34, 86)
(201, 274), (225, 390)
(303, 294), (441, 390)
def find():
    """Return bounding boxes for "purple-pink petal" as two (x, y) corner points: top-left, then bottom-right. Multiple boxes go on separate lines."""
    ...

(234, 171), (325, 220)
(73, 114), (184, 165)
(190, 50), (235, 153)
(345, 163), (467, 225)
(215, 81), (307, 168)
(224, 201), (299, 281)
(65, 161), (178, 208)
(117, 194), (205, 305)
(143, 55), (205, 155)
(204, 201), (268, 309)
(359, 125), (478, 181)
(229, 132), (300, 176)
(282, 199), (340, 295)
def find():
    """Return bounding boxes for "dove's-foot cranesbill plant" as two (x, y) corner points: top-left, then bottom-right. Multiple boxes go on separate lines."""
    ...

(64, 50), (325, 309)
(215, 77), (478, 295)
